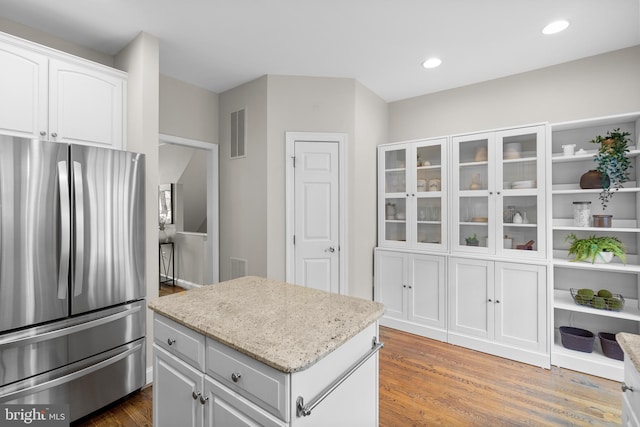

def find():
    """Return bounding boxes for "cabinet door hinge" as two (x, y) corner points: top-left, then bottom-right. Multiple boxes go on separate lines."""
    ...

(292, 156), (296, 168)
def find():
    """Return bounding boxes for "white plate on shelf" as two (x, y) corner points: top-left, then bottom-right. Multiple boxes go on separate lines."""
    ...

(511, 180), (535, 189)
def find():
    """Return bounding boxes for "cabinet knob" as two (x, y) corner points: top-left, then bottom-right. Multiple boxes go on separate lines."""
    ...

(622, 383), (634, 393)
(199, 395), (209, 404)
(488, 299), (492, 303)
(408, 285), (413, 289)
(167, 338), (176, 346)
(496, 300), (500, 303)
(231, 372), (242, 383)
(192, 391), (201, 400)
(51, 132), (58, 138)
(39, 131), (46, 136)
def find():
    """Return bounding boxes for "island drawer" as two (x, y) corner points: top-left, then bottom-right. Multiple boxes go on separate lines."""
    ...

(205, 338), (290, 422)
(154, 314), (205, 370)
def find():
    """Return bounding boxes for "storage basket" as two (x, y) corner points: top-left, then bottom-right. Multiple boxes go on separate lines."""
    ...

(598, 332), (624, 361)
(570, 289), (625, 312)
(559, 326), (595, 353)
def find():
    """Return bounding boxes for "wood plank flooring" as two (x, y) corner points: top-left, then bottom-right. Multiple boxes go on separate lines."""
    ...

(378, 327), (620, 426)
(71, 314), (621, 426)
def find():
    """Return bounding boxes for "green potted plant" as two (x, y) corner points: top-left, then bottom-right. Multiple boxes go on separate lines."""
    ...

(590, 128), (632, 210)
(465, 233), (479, 246)
(565, 233), (626, 264)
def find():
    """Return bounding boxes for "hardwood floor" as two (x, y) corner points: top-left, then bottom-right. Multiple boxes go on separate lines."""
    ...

(71, 325), (621, 426)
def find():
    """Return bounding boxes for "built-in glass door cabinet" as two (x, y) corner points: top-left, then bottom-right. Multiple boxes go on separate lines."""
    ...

(549, 112), (640, 382)
(378, 137), (448, 251)
(451, 126), (546, 259)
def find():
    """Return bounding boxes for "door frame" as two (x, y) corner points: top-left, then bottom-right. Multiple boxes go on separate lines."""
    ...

(159, 133), (219, 284)
(285, 132), (348, 294)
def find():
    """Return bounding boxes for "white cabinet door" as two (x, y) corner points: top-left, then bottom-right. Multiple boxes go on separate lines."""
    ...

(203, 376), (286, 427)
(374, 250), (407, 321)
(448, 257), (493, 339)
(494, 262), (546, 352)
(409, 253), (445, 329)
(0, 42), (47, 138)
(154, 345), (204, 427)
(49, 58), (125, 148)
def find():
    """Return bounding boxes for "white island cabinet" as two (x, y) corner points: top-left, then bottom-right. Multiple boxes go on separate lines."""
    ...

(149, 276), (384, 427)
(617, 333), (640, 426)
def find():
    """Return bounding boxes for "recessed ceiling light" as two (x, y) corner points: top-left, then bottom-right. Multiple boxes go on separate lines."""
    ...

(422, 57), (442, 69)
(542, 20), (570, 35)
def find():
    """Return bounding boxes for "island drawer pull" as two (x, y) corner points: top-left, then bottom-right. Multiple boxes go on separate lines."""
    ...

(296, 337), (384, 417)
(231, 372), (242, 383)
(622, 383), (634, 392)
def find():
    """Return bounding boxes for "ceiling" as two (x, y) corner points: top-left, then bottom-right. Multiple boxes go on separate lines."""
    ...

(1, 0), (639, 102)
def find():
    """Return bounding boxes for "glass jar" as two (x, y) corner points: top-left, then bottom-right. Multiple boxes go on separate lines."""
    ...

(573, 201), (591, 227)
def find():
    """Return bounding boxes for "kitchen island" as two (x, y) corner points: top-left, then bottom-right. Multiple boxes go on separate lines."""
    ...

(149, 276), (384, 427)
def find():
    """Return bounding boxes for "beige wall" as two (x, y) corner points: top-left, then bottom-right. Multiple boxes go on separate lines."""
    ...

(115, 31), (160, 374)
(218, 75), (387, 299)
(159, 75), (219, 143)
(389, 45), (640, 142)
(219, 76), (269, 280)
(266, 75), (356, 282)
(0, 17), (114, 67)
(352, 82), (388, 298)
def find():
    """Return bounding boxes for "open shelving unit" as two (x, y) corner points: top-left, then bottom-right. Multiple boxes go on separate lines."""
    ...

(549, 112), (640, 381)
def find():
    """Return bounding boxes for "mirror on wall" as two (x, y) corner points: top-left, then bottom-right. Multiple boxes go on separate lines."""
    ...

(159, 183), (175, 226)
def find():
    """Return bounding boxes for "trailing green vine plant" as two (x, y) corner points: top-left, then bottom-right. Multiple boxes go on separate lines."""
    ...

(590, 128), (632, 209)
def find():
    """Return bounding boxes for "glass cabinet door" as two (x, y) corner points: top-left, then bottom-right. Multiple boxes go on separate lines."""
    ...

(381, 146), (408, 245)
(414, 140), (447, 249)
(497, 126), (545, 257)
(452, 133), (495, 253)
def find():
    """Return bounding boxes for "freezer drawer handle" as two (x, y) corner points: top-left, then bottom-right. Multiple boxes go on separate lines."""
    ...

(296, 337), (383, 417)
(0, 342), (143, 401)
(0, 303), (142, 348)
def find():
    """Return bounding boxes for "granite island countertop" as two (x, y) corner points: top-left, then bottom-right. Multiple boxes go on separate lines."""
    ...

(148, 276), (384, 373)
(617, 332), (640, 372)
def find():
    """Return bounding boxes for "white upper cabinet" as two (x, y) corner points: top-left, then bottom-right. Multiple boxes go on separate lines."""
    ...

(0, 41), (48, 137)
(49, 59), (125, 148)
(451, 125), (546, 259)
(0, 32), (126, 149)
(378, 137), (448, 251)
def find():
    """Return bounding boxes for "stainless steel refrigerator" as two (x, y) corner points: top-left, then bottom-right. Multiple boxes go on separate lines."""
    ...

(0, 135), (146, 422)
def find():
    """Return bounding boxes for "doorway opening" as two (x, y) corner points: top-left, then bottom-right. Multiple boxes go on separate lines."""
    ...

(158, 134), (219, 287)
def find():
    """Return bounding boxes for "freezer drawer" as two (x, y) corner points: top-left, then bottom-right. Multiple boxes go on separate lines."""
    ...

(0, 338), (145, 422)
(0, 300), (145, 387)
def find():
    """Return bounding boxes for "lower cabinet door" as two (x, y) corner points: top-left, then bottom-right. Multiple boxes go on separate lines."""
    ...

(154, 345), (204, 427)
(203, 376), (286, 427)
(448, 257), (493, 339)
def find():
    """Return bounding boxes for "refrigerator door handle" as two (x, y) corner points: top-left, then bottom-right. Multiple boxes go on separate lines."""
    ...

(57, 161), (70, 300)
(73, 161), (85, 297)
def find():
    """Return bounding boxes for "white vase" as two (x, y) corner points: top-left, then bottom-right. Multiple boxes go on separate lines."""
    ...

(593, 251), (614, 264)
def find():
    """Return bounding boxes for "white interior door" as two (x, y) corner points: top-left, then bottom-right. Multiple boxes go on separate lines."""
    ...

(293, 141), (340, 293)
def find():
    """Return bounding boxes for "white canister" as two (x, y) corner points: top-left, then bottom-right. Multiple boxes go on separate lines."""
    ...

(573, 201), (591, 227)
(428, 178), (441, 192)
(562, 144), (576, 156)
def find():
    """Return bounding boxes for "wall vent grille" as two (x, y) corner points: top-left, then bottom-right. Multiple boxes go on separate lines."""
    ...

(230, 257), (248, 279)
(230, 109), (246, 159)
